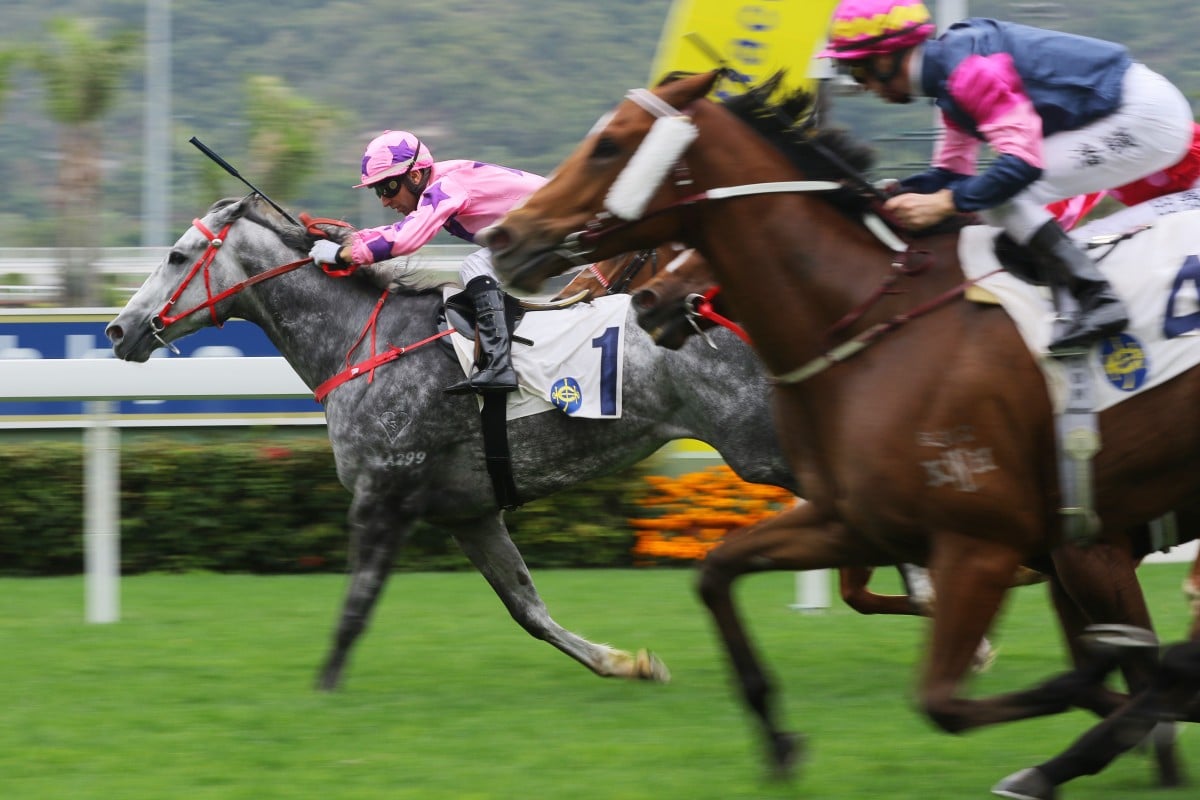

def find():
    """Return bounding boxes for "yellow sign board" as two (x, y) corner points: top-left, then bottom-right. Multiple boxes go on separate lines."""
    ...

(648, 0), (841, 97)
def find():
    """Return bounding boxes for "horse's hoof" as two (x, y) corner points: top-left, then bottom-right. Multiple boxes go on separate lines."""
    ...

(767, 732), (806, 781)
(634, 649), (671, 683)
(992, 767), (1057, 800)
(315, 668), (343, 693)
(972, 638), (998, 674)
(1152, 723), (1185, 787)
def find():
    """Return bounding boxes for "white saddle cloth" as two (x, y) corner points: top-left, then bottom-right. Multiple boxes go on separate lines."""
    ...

(445, 290), (631, 421)
(958, 209), (1200, 412)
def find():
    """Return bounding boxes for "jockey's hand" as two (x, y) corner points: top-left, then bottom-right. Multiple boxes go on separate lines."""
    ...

(883, 189), (956, 230)
(309, 240), (347, 267)
(874, 178), (902, 197)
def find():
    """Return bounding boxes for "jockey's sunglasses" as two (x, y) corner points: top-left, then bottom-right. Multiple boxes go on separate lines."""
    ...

(373, 177), (404, 199)
(839, 57), (902, 86)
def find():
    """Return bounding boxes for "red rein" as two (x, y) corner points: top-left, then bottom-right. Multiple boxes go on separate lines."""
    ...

(153, 217), (452, 403)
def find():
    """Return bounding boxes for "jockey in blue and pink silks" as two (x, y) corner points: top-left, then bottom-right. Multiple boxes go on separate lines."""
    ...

(818, 0), (1196, 352)
(309, 130), (546, 394)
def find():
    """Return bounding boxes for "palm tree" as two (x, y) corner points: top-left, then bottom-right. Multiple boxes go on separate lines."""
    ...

(197, 75), (343, 206)
(28, 17), (139, 306)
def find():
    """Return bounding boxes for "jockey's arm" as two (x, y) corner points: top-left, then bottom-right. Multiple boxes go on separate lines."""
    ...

(347, 177), (466, 265)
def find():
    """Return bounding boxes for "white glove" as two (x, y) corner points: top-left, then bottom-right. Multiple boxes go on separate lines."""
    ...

(309, 240), (345, 266)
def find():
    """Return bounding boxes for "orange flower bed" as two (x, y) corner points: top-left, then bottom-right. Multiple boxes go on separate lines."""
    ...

(630, 465), (796, 564)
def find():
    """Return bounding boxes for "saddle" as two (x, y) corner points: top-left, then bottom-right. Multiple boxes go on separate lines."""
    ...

(989, 227), (1155, 287)
(436, 285), (591, 345)
(441, 288), (528, 343)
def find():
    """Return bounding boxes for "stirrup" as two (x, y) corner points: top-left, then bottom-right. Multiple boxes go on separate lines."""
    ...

(444, 369), (518, 396)
(1048, 313), (1127, 353)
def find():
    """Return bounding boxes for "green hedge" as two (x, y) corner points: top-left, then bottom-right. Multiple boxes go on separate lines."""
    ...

(0, 437), (648, 576)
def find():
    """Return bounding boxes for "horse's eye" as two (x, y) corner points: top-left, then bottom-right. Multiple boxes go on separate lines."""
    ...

(592, 136), (621, 160)
(167, 250), (187, 266)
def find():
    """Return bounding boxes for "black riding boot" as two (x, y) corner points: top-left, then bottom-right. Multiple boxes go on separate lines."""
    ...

(1026, 220), (1129, 352)
(445, 276), (519, 395)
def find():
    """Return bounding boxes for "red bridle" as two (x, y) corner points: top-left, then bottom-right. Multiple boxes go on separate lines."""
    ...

(150, 217), (314, 348)
(147, 215), (453, 403)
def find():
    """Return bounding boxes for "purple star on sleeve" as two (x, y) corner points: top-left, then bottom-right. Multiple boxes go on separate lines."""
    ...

(420, 182), (452, 210)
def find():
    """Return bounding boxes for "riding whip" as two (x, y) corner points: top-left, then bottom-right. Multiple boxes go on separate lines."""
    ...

(188, 136), (301, 226)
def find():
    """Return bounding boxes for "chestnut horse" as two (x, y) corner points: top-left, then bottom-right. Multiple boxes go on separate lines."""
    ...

(559, 244), (949, 622)
(481, 70), (1200, 789)
(553, 243), (689, 302)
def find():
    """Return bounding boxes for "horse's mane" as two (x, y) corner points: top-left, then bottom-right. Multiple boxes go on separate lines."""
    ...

(718, 73), (876, 216)
(209, 195), (453, 295)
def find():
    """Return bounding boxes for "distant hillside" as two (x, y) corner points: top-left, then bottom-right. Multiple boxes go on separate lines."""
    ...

(2, 0), (1198, 247)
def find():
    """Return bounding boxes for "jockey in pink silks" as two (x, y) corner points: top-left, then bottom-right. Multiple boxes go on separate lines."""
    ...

(819, 0), (1195, 352)
(309, 130), (546, 394)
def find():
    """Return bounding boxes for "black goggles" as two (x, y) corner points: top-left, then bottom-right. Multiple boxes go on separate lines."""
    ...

(838, 56), (904, 86)
(373, 177), (405, 199)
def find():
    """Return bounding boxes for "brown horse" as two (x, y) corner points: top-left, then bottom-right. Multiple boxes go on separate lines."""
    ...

(552, 243), (688, 301)
(558, 244), (951, 622)
(481, 69), (1200, 789)
(627, 248), (740, 349)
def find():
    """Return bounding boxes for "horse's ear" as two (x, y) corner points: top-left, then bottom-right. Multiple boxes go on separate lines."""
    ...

(659, 69), (723, 107)
(655, 71), (698, 87)
(206, 193), (256, 226)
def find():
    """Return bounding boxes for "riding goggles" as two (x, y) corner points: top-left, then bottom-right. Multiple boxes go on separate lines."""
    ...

(838, 56), (904, 86)
(373, 177), (405, 199)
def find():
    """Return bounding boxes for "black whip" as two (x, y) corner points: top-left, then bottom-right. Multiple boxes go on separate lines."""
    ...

(189, 136), (301, 226)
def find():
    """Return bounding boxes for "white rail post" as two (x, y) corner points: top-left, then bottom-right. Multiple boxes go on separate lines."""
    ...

(84, 399), (120, 623)
(791, 569), (831, 613)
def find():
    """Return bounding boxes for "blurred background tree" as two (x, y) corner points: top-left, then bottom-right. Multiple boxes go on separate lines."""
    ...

(196, 75), (343, 206)
(26, 17), (140, 306)
(0, 49), (13, 118)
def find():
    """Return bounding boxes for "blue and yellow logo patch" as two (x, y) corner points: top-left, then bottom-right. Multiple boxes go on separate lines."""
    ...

(549, 377), (583, 414)
(1099, 333), (1148, 392)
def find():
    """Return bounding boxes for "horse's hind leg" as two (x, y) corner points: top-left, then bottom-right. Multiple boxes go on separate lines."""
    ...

(994, 639), (1200, 800)
(1186, 550), (1200, 639)
(317, 487), (412, 692)
(990, 540), (1179, 796)
(450, 514), (669, 681)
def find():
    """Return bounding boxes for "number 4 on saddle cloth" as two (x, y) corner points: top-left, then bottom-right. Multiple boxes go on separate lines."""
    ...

(440, 288), (631, 420)
(962, 208), (1200, 413)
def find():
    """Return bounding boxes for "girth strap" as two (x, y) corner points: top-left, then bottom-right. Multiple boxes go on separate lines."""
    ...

(480, 395), (522, 511)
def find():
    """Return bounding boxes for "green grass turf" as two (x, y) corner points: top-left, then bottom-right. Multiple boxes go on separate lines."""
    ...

(0, 565), (1195, 799)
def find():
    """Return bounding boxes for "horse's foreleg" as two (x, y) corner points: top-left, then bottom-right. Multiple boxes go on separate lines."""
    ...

(697, 501), (882, 779)
(916, 533), (1029, 733)
(451, 515), (669, 681)
(317, 489), (411, 692)
(838, 566), (921, 615)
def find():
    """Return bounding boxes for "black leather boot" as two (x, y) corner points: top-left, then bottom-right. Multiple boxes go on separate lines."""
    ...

(445, 276), (519, 395)
(1026, 220), (1129, 352)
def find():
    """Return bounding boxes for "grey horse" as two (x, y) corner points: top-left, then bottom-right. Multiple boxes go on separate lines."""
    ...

(105, 194), (794, 691)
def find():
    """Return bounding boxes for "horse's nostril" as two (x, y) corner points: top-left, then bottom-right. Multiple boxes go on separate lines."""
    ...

(105, 324), (123, 343)
(633, 289), (658, 311)
(483, 226), (510, 252)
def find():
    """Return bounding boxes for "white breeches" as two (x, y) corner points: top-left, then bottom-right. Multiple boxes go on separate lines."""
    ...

(460, 247), (499, 284)
(982, 62), (1194, 243)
